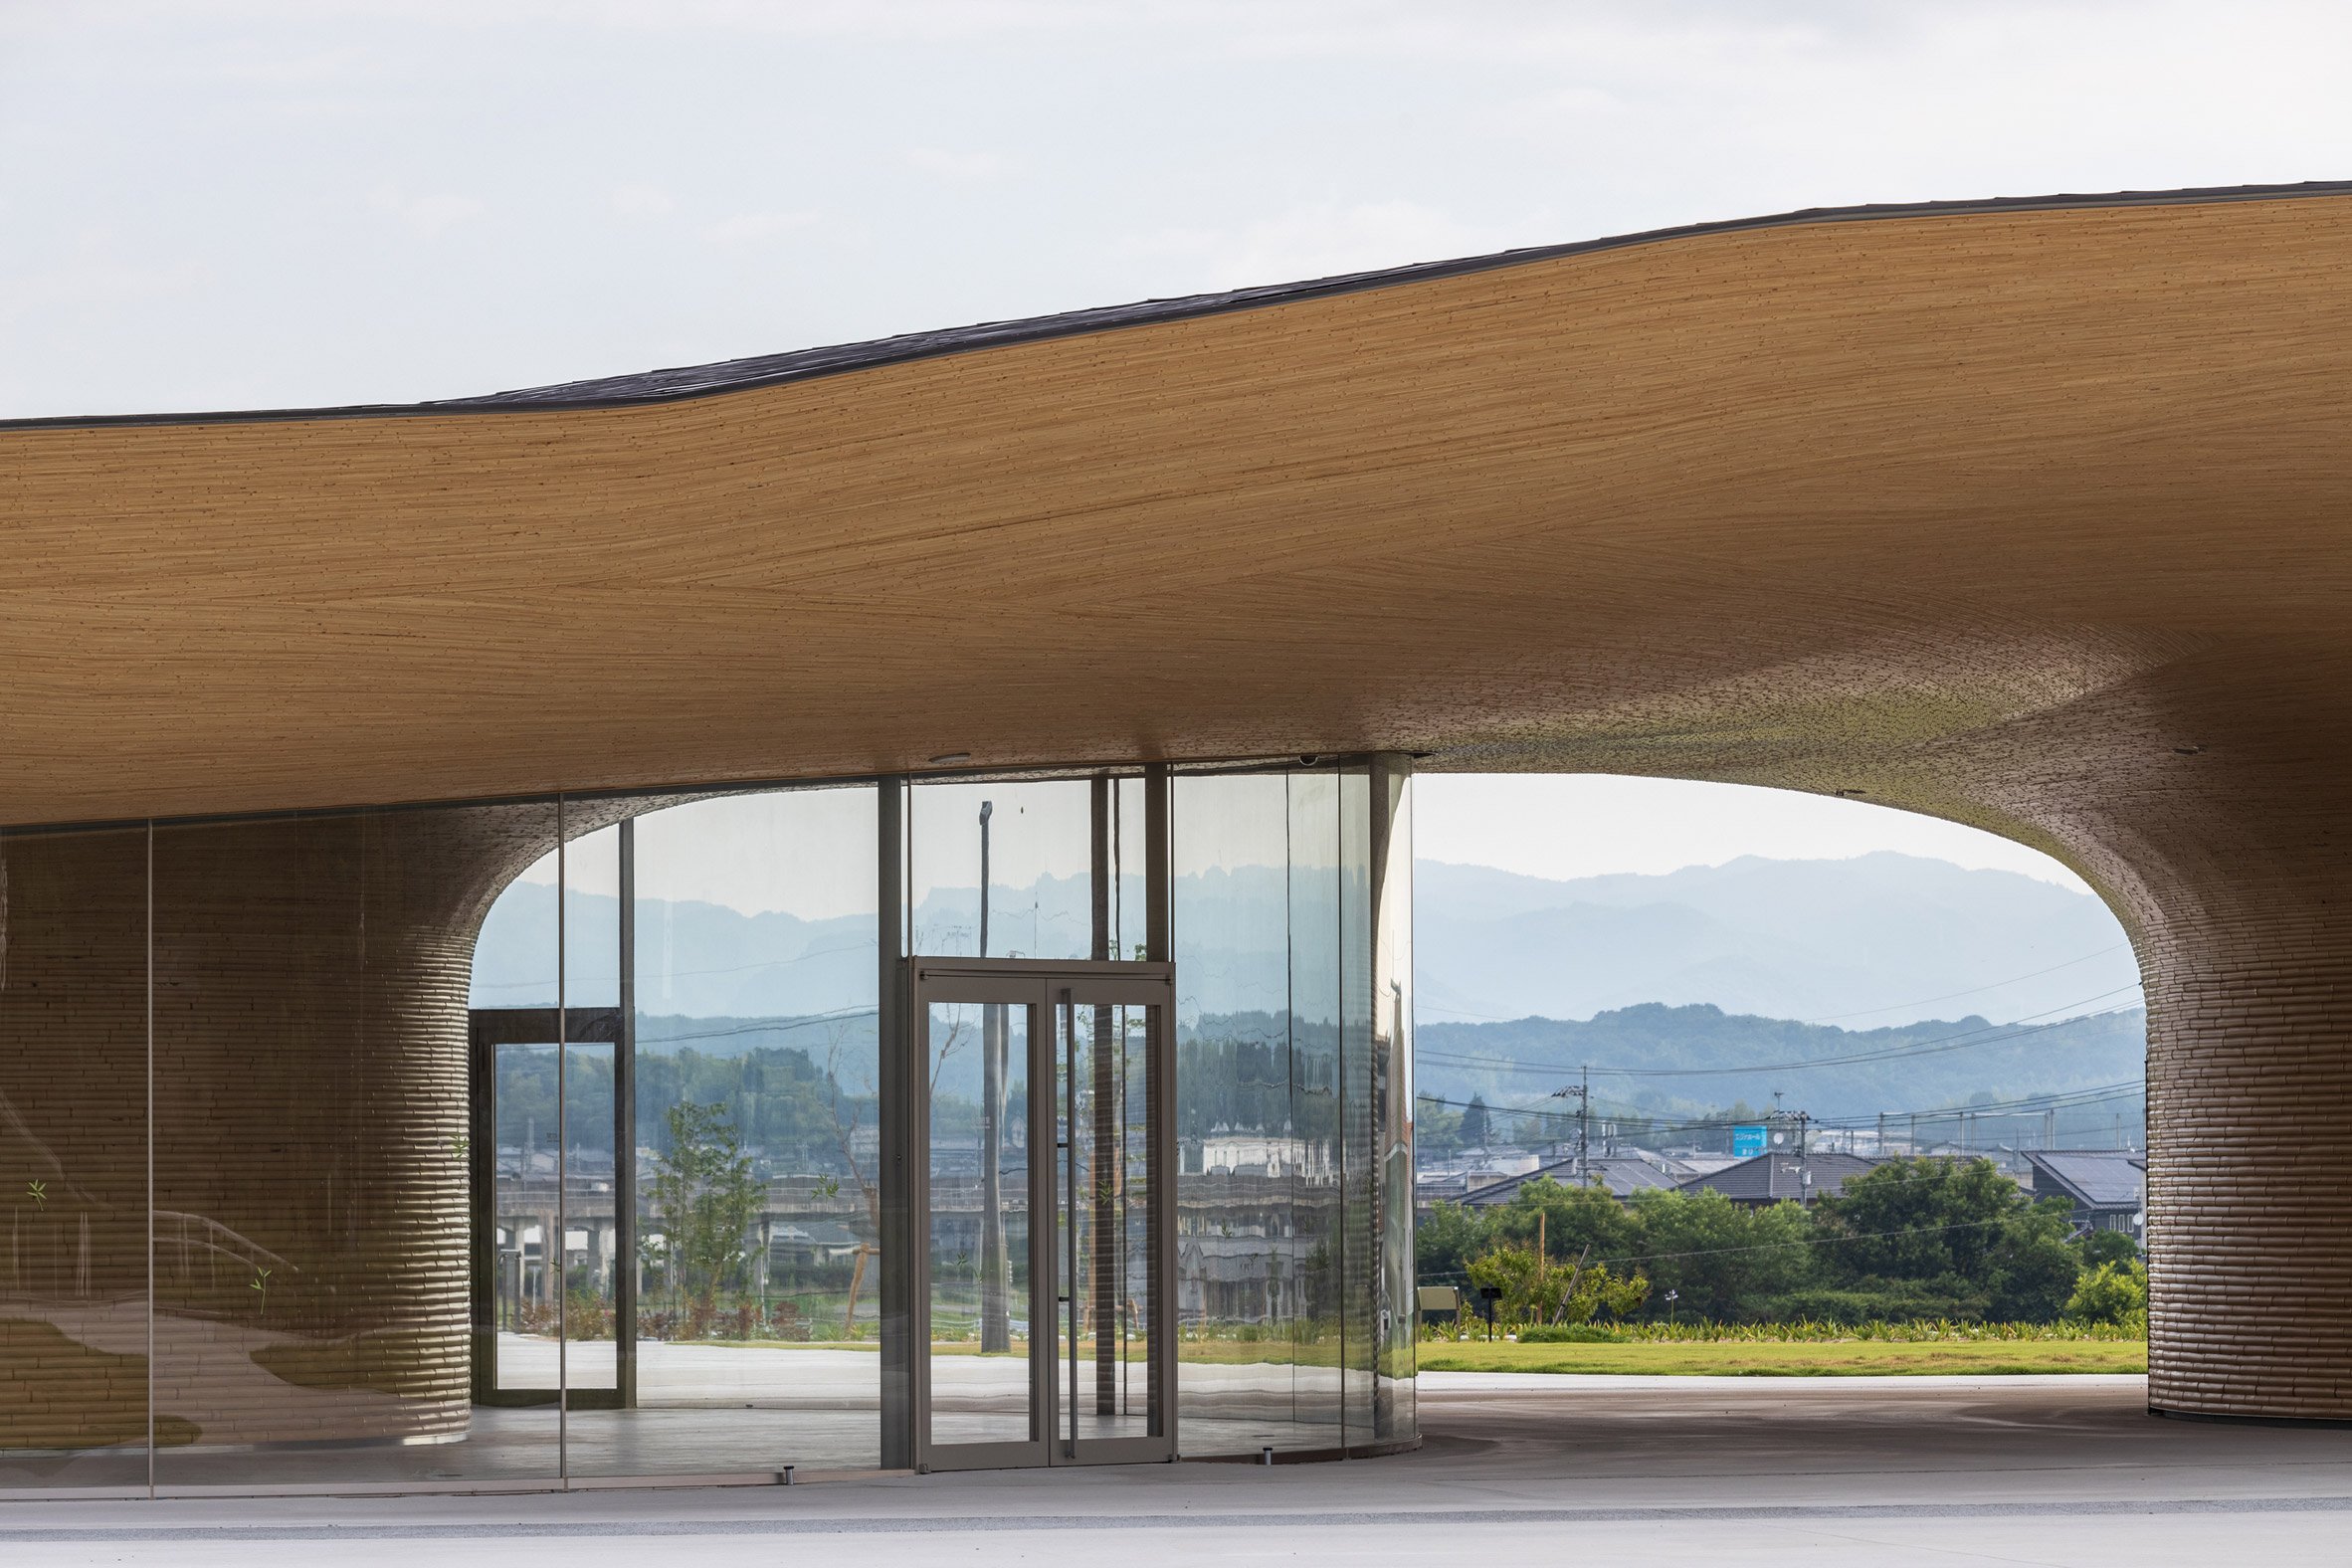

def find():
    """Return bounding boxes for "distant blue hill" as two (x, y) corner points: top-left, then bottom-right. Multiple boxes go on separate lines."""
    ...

(472, 851), (2139, 1034)
(1415, 853), (2138, 1028)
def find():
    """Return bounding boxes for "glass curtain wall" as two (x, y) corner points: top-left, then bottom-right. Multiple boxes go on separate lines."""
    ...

(902, 774), (1150, 1458)
(475, 787), (884, 1477)
(0, 826), (151, 1493)
(153, 801), (561, 1490)
(1372, 768), (1416, 1441)
(615, 787), (881, 1475)
(0, 760), (1411, 1490)
(1169, 762), (1410, 1457)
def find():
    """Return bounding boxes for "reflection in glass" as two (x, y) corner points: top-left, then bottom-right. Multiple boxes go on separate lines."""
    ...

(490, 1041), (561, 1393)
(1372, 766), (1417, 1440)
(1288, 774), (1345, 1449)
(0, 827), (151, 1490)
(908, 781), (1093, 961)
(0, 758), (1413, 1488)
(586, 785), (881, 1476)
(926, 999), (1033, 1447)
(1059, 999), (1157, 1443)
(1337, 770), (1376, 1438)
(1171, 772), (1303, 1452)
(153, 802), (561, 1488)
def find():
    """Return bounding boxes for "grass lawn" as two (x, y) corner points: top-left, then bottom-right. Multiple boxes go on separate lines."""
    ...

(1416, 1337), (2147, 1377)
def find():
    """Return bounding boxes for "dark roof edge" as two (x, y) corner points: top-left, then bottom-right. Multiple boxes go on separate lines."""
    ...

(12, 179), (2351, 433)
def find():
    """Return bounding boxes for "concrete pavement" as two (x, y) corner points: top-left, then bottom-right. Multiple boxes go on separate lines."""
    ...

(3, 1372), (2347, 1566)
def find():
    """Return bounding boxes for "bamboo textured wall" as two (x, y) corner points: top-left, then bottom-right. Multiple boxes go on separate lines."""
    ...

(1, 804), (566, 1451)
(4, 186), (2352, 1423)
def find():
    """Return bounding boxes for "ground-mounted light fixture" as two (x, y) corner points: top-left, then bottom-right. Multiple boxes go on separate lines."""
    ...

(2173, 745), (2205, 756)
(1835, 787), (1867, 798)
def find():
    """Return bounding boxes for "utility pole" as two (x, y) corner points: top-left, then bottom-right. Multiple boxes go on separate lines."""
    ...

(1580, 1065), (1591, 1186)
(1551, 1070), (1591, 1187)
(1796, 1110), (1812, 1203)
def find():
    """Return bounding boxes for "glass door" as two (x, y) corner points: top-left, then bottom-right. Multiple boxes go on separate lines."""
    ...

(468, 1007), (626, 1410)
(912, 959), (1173, 1472)
(1053, 978), (1173, 1465)
(915, 976), (1045, 1470)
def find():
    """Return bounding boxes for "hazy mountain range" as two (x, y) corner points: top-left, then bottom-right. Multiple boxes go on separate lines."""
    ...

(476, 851), (2139, 1032)
(1415, 853), (2138, 1029)
(473, 850), (2146, 1141)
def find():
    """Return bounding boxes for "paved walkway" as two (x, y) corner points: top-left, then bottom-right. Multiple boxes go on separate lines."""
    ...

(5, 1373), (2350, 1565)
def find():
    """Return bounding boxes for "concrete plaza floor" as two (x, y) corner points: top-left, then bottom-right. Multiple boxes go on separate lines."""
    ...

(4, 1372), (2349, 1566)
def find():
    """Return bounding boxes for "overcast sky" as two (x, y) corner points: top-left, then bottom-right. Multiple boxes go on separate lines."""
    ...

(9, 1), (2337, 893)
(6, 2), (2346, 418)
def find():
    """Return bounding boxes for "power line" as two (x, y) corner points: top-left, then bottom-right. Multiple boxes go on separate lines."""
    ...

(1413, 1080), (2144, 1137)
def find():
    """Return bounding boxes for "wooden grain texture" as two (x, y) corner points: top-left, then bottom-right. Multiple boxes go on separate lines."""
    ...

(4, 190), (2352, 1422)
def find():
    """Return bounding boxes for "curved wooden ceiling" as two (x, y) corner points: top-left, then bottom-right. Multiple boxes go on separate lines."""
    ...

(2, 183), (2349, 921)
(13, 182), (2352, 1423)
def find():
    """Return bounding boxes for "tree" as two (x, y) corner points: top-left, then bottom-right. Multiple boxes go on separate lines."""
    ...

(2065, 1259), (2149, 1325)
(1460, 1094), (1490, 1149)
(1626, 1189), (1814, 1320)
(648, 1101), (763, 1329)
(1560, 1261), (1651, 1325)
(1811, 1157), (2022, 1285)
(1990, 1201), (2081, 1322)
(1416, 1201), (1490, 1288)
(1490, 1177), (1639, 1264)
(2073, 1229), (2140, 1270)
(1464, 1244), (1561, 1325)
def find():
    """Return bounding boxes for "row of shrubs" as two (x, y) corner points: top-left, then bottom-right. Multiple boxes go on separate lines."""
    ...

(1421, 1160), (2147, 1328)
(518, 1295), (875, 1341)
(1502, 1310), (2146, 1344)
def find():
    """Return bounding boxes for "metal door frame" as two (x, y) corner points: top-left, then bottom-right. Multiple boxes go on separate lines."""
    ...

(466, 1005), (627, 1410)
(908, 957), (1176, 1471)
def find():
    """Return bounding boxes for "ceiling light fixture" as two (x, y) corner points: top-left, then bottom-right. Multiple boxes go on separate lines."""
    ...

(928, 751), (971, 765)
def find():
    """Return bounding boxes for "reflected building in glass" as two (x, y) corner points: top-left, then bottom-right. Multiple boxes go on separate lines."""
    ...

(0, 762), (1414, 1492)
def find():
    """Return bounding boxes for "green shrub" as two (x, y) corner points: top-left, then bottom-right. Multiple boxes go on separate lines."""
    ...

(1750, 1285), (1988, 1325)
(2065, 1260), (2149, 1325)
(1516, 1324), (1621, 1343)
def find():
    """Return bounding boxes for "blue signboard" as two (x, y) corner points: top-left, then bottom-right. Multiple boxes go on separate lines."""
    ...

(1732, 1124), (1767, 1158)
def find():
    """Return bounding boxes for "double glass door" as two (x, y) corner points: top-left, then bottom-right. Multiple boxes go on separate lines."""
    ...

(912, 959), (1175, 1470)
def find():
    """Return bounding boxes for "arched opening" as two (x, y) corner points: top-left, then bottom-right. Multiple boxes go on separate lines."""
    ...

(1406, 774), (2149, 1412)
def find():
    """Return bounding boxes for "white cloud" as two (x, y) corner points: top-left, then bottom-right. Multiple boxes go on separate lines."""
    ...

(367, 186), (486, 237)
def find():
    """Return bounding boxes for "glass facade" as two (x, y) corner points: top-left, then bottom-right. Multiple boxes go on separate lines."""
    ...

(1167, 767), (1409, 1456)
(0, 760), (1411, 1492)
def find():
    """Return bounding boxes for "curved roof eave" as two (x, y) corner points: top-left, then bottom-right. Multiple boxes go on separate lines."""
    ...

(7, 179), (2349, 432)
